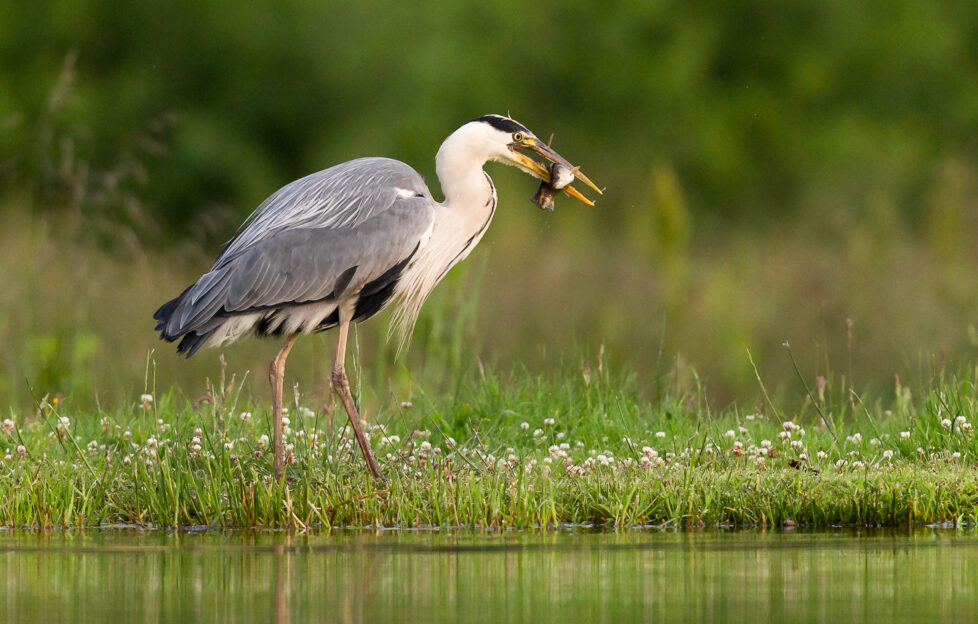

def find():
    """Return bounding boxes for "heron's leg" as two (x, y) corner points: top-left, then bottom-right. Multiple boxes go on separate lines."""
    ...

(332, 318), (386, 481)
(269, 333), (298, 480)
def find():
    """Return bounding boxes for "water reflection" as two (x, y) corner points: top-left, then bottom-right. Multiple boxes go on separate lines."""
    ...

(1, 528), (975, 623)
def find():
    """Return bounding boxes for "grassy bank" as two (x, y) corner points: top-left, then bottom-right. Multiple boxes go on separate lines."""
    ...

(2, 361), (978, 529)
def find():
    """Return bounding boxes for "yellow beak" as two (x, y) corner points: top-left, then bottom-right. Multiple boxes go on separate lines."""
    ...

(507, 138), (602, 206)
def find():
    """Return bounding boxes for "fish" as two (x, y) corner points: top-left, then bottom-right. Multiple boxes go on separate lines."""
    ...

(532, 162), (576, 211)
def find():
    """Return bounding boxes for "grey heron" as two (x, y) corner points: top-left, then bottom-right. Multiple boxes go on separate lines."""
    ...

(154, 114), (600, 480)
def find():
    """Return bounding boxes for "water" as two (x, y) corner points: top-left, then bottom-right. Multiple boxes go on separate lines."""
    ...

(2, 528), (975, 623)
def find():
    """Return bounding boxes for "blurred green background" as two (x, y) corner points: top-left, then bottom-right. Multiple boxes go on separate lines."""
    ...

(2, 0), (978, 412)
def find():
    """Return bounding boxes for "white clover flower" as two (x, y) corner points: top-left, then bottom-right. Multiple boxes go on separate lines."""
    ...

(224, 441), (234, 451)
(755, 456), (766, 468)
(532, 428), (544, 438)
(836, 459), (848, 468)
(942, 418), (952, 430)
(655, 431), (666, 439)
(799, 453), (808, 461)
(1, 419), (14, 435)
(745, 414), (756, 421)
(956, 415), (967, 425)
(951, 452), (962, 461)
(760, 439), (772, 449)
(140, 394), (154, 405)
(520, 422), (530, 430)
(420, 441), (432, 452)
(543, 417), (555, 426)
(817, 451), (827, 460)
(790, 440), (804, 450)
(240, 412), (252, 422)
(16, 445), (27, 457)
(725, 430), (736, 438)
(846, 433), (862, 444)
(123, 455), (131, 466)
(882, 450), (894, 461)
(852, 460), (866, 470)
(258, 434), (269, 448)
(778, 431), (791, 441)
(900, 431), (911, 440)
(738, 426), (748, 435)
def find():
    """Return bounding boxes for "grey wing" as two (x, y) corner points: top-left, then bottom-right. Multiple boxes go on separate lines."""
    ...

(156, 197), (435, 346)
(217, 157), (431, 265)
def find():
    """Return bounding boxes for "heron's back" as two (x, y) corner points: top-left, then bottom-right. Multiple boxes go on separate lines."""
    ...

(154, 157), (436, 357)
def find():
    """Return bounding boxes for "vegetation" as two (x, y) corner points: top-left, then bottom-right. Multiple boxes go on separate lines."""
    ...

(5, 1), (978, 228)
(2, 360), (978, 529)
(2, 2), (978, 530)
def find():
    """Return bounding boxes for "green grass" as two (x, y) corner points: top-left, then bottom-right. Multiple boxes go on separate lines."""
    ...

(3, 360), (978, 529)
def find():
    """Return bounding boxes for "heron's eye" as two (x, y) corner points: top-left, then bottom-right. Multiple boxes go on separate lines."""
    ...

(512, 132), (524, 143)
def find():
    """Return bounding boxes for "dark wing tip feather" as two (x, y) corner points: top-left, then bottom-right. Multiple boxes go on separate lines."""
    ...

(176, 331), (214, 359)
(154, 285), (193, 332)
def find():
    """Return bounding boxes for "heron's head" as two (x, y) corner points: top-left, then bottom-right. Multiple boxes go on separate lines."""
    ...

(439, 114), (601, 205)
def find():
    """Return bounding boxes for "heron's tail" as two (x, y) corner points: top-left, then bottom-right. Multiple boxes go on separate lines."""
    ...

(153, 285), (219, 359)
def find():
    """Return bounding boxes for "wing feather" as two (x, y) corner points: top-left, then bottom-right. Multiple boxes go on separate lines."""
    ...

(217, 157), (430, 265)
(156, 157), (435, 343)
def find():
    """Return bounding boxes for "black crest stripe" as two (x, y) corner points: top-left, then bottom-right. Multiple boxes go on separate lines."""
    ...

(471, 115), (529, 134)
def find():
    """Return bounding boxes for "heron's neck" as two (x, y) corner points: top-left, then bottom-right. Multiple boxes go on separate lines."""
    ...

(435, 137), (495, 212)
